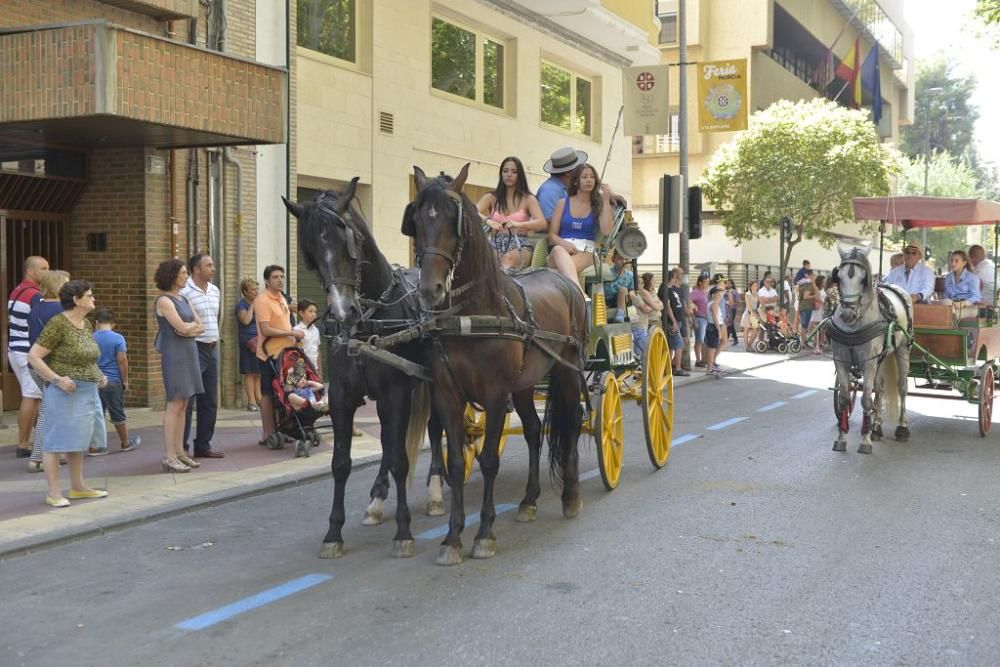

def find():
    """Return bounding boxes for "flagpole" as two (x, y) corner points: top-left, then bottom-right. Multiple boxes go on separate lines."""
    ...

(811, 4), (862, 89)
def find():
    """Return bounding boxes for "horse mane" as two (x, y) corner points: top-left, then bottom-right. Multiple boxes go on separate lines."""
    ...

(298, 188), (386, 276)
(418, 178), (509, 313)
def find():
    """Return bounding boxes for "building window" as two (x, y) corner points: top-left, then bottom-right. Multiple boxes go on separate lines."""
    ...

(431, 17), (506, 110)
(658, 11), (678, 44)
(632, 113), (680, 155)
(297, 0), (356, 63)
(540, 62), (593, 137)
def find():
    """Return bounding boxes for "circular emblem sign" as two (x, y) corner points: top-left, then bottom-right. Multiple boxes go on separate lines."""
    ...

(636, 71), (656, 92)
(704, 83), (742, 121)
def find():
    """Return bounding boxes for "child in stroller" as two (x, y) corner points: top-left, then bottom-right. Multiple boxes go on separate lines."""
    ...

(754, 307), (802, 354)
(260, 347), (327, 457)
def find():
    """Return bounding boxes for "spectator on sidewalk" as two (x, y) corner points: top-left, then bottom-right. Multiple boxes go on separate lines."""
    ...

(690, 274), (709, 368)
(294, 299), (321, 376)
(8, 255), (48, 458)
(796, 271), (817, 347)
(236, 278), (261, 412)
(28, 280), (109, 508)
(724, 278), (739, 346)
(180, 253), (224, 459)
(704, 286), (724, 376)
(154, 259), (205, 474)
(92, 308), (140, 455)
(254, 265), (304, 443)
(665, 268), (690, 377)
(24, 270), (70, 472)
(741, 280), (760, 352)
(794, 260), (812, 284)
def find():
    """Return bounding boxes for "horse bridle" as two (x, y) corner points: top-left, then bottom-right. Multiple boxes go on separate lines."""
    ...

(412, 189), (470, 310)
(314, 198), (363, 295)
(838, 253), (871, 307)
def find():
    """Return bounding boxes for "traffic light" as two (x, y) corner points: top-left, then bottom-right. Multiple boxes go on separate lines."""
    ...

(659, 174), (685, 234)
(688, 185), (702, 240)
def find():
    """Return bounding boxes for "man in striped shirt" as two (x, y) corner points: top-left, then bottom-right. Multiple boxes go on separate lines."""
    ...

(179, 253), (225, 458)
(8, 255), (48, 457)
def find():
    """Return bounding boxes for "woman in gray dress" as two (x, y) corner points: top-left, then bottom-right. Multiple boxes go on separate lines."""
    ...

(154, 259), (204, 473)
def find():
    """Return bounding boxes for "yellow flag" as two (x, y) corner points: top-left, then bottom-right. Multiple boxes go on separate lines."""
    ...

(697, 59), (748, 133)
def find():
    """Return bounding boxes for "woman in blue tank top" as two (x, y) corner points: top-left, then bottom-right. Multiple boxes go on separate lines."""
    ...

(546, 163), (611, 293)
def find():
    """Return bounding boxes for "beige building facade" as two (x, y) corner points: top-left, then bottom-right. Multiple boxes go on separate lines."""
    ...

(632, 0), (915, 280)
(293, 0), (659, 309)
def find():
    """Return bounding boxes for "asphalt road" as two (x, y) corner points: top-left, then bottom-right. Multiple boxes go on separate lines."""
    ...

(4, 357), (1000, 666)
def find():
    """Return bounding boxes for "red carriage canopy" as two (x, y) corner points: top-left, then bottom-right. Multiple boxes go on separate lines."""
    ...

(852, 196), (1000, 229)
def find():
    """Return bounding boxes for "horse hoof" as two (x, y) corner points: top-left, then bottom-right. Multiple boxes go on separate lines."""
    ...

(562, 496), (583, 519)
(435, 544), (464, 566)
(391, 539), (415, 559)
(319, 542), (344, 559)
(858, 443), (873, 455)
(832, 441), (846, 452)
(426, 499), (446, 517)
(515, 504), (537, 523)
(871, 431), (882, 442)
(471, 538), (497, 559)
(895, 426), (910, 441)
(362, 510), (383, 526)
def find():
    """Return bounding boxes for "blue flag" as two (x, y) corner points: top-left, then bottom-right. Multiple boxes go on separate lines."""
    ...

(860, 45), (882, 126)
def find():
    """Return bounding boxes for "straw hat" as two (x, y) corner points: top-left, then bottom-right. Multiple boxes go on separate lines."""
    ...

(543, 146), (588, 174)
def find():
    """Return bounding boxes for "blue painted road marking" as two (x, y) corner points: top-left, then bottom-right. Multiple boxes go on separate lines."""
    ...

(416, 502), (519, 541)
(791, 389), (818, 399)
(175, 574), (333, 632)
(757, 401), (787, 412)
(705, 417), (748, 431)
(580, 468), (601, 481)
(671, 433), (700, 446)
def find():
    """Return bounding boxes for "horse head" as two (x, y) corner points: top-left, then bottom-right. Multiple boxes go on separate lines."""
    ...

(402, 163), (471, 310)
(283, 177), (364, 328)
(836, 242), (875, 321)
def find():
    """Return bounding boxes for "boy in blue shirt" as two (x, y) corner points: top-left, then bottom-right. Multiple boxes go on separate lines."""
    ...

(92, 308), (140, 454)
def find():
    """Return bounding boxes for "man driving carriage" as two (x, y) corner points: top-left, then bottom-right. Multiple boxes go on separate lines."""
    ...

(883, 241), (935, 303)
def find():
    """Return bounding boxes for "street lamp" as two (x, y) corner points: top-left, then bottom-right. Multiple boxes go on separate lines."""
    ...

(921, 86), (944, 251)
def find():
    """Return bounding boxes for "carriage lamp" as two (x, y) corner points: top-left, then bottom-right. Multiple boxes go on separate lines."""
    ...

(615, 226), (648, 260)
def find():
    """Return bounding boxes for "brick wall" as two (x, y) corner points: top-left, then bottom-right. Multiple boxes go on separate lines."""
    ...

(0, 0), (160, 31)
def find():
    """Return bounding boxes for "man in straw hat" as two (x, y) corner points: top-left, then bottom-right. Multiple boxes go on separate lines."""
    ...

(537, 146), (589, 222)
(884, 241), (935, 303)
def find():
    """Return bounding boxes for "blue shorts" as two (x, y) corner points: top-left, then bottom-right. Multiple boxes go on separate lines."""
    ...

(632, 326), (649, 359)
(667, 329), (684, 351)
(99, 382), (127, 424)
(694, 316), (708, 344)
(799, 309), (813, 329)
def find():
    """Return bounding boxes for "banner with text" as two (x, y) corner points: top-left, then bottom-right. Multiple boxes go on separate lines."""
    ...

(622, 65), (670, 136)
(697, 59), (748, 133)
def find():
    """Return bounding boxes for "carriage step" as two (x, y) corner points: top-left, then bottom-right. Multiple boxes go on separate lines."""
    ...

(917, 382), (953, 390)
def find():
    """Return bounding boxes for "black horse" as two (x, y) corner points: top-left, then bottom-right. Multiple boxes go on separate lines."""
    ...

(283, 179), (441, 559)
(402, 164), (589, 566)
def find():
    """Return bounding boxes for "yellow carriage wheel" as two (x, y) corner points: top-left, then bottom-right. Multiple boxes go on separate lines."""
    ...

(595, 371), (625, 490)
(443, 406), (511, 482)
(641, 328), (674, 468)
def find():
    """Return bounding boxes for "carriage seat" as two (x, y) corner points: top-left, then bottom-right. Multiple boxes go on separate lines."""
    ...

(527, 232), (614, 284)
(933, 275), (946, 300)
(912, 303), (956, 328)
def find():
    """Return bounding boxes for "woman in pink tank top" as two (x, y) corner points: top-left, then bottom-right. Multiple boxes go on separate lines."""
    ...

(475, 157), (547, 269)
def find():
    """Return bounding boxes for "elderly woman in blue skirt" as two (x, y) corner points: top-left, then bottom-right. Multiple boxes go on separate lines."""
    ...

(28, 280), (109, 508)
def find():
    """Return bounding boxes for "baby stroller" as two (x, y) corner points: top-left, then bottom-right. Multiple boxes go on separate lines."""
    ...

(260, 347), (327, 458)
(753, 311), (802, 354)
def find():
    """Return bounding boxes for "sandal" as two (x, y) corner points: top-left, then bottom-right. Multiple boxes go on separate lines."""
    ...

(27, 460), (43, 473)
(177, 454), (201, 469)
(161, 457), (191, 473)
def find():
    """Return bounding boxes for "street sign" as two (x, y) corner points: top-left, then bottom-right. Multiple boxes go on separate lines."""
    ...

(623, 65), (670, 136)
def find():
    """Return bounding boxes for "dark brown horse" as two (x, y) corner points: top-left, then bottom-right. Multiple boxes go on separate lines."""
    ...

(402, 164), (589, 565)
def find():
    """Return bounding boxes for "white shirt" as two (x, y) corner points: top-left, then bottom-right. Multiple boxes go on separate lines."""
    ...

(179, 278), (221, 343)
(758, 286), (778, 303)
(883, 262), (935, 301)
(294, 322), (320, 371)
(974, 258), (996, 303)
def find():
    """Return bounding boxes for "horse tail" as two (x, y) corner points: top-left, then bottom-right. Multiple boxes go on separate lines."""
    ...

(544, 365), (584, 486)
(882, 351), (900, 424)
(405, 382), (431, 486)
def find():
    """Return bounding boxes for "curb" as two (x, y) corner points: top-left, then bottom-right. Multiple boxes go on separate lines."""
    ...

(1, 352), (806, 560)
(0, 449), (386, 561)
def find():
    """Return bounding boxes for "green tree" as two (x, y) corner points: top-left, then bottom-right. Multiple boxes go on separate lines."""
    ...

(977, 0), (1000, 24)
(896, 151), (985, 255)
(899, 59), (978, 161)
(702, 98), (898, 272)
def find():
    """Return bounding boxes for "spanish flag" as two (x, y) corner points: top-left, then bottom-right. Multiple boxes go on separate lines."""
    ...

(835, 37), (861, 107)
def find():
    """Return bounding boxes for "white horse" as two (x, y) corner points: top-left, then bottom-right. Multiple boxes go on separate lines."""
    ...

(827, 244), (911, 453)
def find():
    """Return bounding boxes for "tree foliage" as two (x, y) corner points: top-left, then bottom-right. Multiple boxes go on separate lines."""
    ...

(899, 59), (979, 161)
(896, 152), (985, 255)
(701, 98), (898, 270)
(977, 0), (1000, 24)
(297, 0), (355, 62)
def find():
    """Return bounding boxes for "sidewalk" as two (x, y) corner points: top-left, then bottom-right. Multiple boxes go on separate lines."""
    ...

(0, 345), (798, 559)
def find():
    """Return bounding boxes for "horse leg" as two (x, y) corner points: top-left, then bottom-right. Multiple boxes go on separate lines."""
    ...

(548, 365), (583, 518)
(435, 386), (467, 566)
(833, 362), (850, 452)
(363, 457), (390, 526)
(895, 342), (911, 441)
(857, 361), (878, 454)
(378, 392), (415, 558)
(871, 369), (884, 442)
(320, 402), (356, 559)
(472, 399), (508, 559)
(513, 388), (542, 523)
(425, 406), (446, 516)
